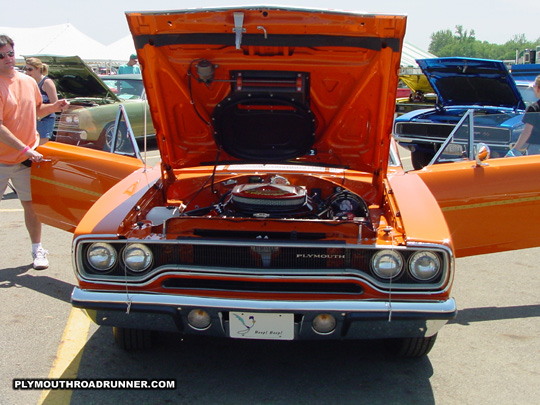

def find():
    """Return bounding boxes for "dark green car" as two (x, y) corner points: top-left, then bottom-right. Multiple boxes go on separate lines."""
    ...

(29, 55), (155, 150)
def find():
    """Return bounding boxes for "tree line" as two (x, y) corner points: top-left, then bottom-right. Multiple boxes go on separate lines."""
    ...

(429, 26), (540, 61)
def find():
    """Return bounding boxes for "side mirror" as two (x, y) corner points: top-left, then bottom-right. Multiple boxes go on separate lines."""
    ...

(475, 143), (490, 166)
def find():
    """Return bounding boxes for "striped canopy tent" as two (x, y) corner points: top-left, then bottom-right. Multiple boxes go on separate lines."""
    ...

(400, 42), (436, 74)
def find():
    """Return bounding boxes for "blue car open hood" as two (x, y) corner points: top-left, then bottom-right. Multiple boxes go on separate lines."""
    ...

(417, 57), (525, 110)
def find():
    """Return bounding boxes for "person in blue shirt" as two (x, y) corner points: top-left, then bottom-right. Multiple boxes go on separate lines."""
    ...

(118, 54), (141, 74)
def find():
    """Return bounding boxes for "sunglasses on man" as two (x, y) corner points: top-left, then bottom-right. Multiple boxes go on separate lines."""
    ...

(0, 51), (15, 59)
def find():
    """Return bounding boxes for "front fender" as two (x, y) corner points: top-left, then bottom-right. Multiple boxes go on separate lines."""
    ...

(388, 171), (453, 250)
(74, 165), (161, 237)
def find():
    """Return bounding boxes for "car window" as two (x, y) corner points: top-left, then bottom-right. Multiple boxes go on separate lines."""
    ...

(517, 84), (537, 107)
(427, 110), (525, 164)
(54, 103), (141, 160)
(102, 79), (144, 100)
(429, 110), (473, 165)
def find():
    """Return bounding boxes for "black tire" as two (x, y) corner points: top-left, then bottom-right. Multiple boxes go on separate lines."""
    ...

(386, 333), (438, 358)
(101, 122), (127, 152)
(410, 149), (435, 170)
(113, 327), (154, 351)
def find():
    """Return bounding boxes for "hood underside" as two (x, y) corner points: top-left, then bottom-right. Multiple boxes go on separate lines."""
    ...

(399, 74), (434, 94)
(126, 7), (406, 176)
(25, 54), (119, 101)
(417, 57), (525, 110)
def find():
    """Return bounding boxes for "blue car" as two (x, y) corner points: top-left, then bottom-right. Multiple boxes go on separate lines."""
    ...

(394, 57), (526, 169)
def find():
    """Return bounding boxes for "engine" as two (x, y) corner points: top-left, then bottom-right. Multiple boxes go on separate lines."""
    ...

(147, 174), (370, 225)
(210, 175), (368, 220)
(222, 182), (313, 218)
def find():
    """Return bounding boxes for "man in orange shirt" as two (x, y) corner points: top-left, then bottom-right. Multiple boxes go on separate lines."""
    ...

(0, 34), (68, 269)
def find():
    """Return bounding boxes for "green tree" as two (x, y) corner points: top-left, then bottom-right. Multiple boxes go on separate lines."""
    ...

(428, 26), (539, 62)
(454, 25), (476, 43)
(429, 29), (454, 54)
(430, 26), (477, 57)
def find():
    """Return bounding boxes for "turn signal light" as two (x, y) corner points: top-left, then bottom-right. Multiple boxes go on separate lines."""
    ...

(187, 309), (211, 330)
(312, 313), (336, 335)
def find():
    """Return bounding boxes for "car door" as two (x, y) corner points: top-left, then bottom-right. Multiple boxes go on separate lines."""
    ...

(31, 142), (145, 233)
(31, 107), (146, 232)
(414, 154), (540, 257)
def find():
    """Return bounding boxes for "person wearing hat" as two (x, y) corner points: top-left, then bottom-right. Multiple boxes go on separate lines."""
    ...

(118, 54), (141, 74)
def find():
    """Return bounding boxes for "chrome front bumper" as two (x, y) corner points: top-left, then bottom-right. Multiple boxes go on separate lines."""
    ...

(71, 287), (457, 340)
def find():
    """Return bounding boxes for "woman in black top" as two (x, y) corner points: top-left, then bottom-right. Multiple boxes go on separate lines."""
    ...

(508, 75), (540, 156)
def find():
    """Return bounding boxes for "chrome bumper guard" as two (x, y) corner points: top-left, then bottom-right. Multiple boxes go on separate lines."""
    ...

(72, 288), (457, 340)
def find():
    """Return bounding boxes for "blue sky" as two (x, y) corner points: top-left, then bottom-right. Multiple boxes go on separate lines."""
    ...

(3, 0), (539, 51)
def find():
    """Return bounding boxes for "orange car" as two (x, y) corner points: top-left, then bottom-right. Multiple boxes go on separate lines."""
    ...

(29, 7), (540, 357)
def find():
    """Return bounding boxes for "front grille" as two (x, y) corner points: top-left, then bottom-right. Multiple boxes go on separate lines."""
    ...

(395, 122), (511, 144)
(473, 126), (512, 143)
(188, 245), (368, 269)
(77, 240), (448, 292)
(149, 244), (373, 270)
(52, 112), (62, 139)
(395, 122), (453, 139)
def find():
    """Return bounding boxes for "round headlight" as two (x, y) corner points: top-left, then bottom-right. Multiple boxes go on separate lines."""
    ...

(123, 243), (153, 272)
(371, 249), (403, 279)
(409, 251), (441, 281)
(87, 242), (117, 271)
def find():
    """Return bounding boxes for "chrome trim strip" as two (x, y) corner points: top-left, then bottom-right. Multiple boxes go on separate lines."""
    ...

(73, 237), (453, 294)
(74, 235), (452, 256)
(76, 267), (449, 295)
(72, 287), (456, 315)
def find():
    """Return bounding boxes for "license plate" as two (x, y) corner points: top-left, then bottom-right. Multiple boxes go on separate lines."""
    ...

(229, 312), (294, 340)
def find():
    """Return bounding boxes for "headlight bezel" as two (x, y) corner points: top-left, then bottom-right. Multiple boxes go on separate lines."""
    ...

(370, 249), (404, 280)
(122, 243), (154, 273)
(86, 242), (117, 272)
(61, 113), (80, 126)
(408, 251), (442, 282)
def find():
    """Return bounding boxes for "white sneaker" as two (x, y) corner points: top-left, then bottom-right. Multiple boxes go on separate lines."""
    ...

(32, 247), (49, 270)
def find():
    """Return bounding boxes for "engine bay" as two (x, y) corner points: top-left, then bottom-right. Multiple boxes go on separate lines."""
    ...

(144, 171), (377, 231)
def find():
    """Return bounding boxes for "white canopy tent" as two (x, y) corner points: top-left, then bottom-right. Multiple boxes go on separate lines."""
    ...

(105, 35), (137, 62)
(0, 23), (128, 64)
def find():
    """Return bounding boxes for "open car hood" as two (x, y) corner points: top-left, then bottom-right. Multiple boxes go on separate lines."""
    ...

(417, 57), (525, 110)
(399, 74), (434, 94)
(126, 6), (405, 177)
(24, 54), (119, 101)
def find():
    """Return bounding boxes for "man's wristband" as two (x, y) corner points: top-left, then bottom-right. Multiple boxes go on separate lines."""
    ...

(22, 145), (30, 154)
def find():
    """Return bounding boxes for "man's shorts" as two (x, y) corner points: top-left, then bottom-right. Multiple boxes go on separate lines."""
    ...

(0, 162), (32, 201)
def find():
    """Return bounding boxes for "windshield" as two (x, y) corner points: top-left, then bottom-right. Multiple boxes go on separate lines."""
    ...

(517, 84), (538, 107)
(102, 78), (144, 100)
